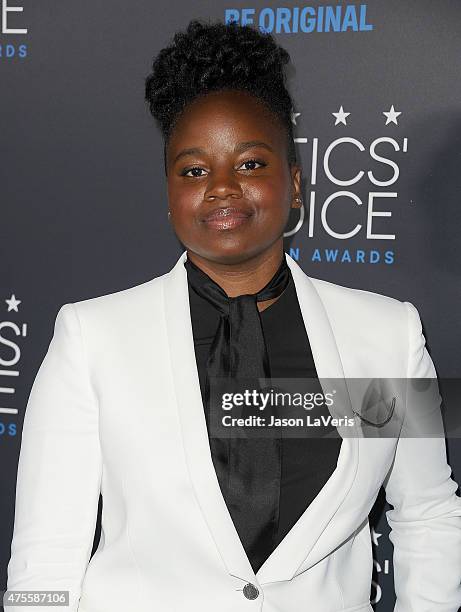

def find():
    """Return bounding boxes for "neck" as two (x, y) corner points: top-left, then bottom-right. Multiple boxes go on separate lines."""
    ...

(186, 241), (285, 306)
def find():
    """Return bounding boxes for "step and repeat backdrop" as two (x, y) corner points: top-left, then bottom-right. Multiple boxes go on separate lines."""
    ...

(1, 1), (460, 610)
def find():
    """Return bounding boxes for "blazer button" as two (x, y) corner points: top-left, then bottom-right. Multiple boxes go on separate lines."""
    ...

(243, 583), (259, 600)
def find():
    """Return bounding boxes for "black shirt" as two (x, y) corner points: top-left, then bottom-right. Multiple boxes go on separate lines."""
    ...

(187, 265), (342, 572)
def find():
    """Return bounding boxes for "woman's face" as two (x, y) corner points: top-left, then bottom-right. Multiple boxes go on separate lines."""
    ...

(166, 89), (302, 265)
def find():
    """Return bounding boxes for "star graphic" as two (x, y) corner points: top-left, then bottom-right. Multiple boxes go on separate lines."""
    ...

(291, 111), (301, 125)
(6, 294), (21, 312)
(371, 527), (382, 546)
(332, 105), (350, 126)
(383, 105), (401, 125)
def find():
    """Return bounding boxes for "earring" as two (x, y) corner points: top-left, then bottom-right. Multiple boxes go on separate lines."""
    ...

(293, 196), (303, 208)
(167, 210), (171, 219)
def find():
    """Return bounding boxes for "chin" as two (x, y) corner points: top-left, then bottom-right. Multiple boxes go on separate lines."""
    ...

(186, 240), (277, 266)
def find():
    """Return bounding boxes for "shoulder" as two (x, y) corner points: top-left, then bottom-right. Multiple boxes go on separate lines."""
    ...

(286, 253), (409, 325)
(303, 273), (414, 358)
(58, 268), (171, 336)
(68, 252), (189, 318)
(308, 274), (407, 319)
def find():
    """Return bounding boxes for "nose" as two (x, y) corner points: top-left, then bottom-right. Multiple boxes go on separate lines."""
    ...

(204, 169), (243, 201)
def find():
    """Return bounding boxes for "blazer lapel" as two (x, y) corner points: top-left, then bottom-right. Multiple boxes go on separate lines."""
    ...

(255, 254), (359, 584)
(162, 250), (256, 584)
(162, 250), (359, 586)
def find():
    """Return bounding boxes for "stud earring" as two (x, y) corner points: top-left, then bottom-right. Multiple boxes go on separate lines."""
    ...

(294, 196), (303, 208)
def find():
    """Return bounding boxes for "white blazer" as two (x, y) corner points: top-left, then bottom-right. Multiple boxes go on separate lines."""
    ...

(6, 250), (461, 612)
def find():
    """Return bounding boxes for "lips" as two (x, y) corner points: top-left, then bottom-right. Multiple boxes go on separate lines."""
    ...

(202, 206), (252, 222)
(202, 206), (253, 230)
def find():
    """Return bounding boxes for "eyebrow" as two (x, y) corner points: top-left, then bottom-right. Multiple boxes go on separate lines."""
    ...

(173, 140), (274, 164)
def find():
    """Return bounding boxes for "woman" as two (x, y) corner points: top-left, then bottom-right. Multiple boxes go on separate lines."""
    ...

(6, 19), (461, 612)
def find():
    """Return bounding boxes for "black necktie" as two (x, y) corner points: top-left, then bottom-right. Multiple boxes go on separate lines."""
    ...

(184, 253), (291, 571)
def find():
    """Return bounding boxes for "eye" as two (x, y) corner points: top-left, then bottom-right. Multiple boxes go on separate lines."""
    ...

(181, 166), (207, 177)
(238, 158), (267, 171)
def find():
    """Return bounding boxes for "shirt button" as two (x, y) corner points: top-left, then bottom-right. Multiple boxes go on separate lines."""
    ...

(243, 583), (259, 600)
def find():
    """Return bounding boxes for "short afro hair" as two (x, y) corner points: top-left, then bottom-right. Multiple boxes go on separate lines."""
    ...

(144, 19), (298, 174)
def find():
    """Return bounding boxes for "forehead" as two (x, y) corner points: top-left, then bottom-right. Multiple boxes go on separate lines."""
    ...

(167, 89), (286, 154)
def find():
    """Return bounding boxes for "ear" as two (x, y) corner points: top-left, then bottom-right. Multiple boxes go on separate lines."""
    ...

(290, 165), (303, 209)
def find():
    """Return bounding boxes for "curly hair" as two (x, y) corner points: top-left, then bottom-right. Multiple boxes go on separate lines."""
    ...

(144, 19), (298, 173)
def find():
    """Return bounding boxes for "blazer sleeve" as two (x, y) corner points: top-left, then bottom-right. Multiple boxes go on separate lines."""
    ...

(5, 303), (102, 612)
(382, 301), (461, 612)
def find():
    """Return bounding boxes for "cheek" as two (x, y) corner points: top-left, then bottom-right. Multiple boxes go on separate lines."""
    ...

(244, 181), (291, 227)
(245, 175), (291, 207)
(168, 183), (203, 217)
